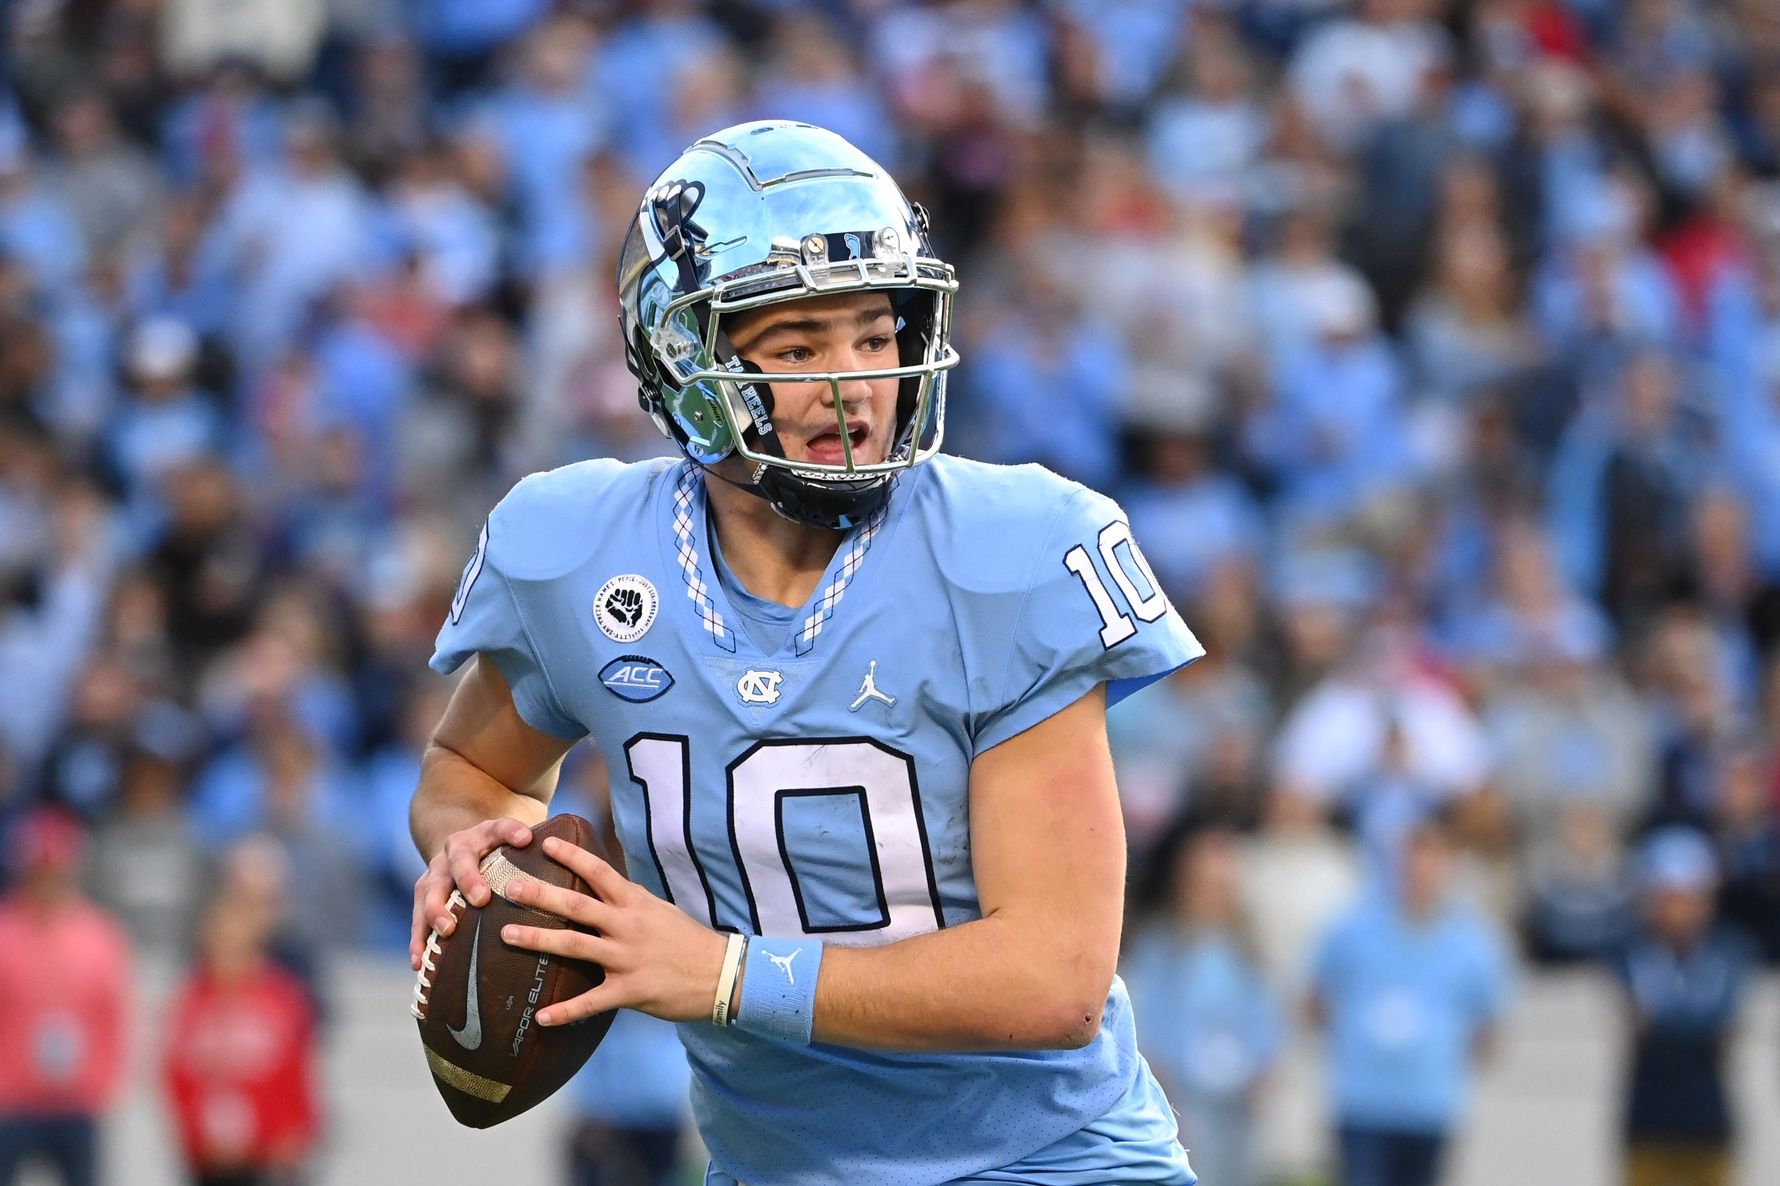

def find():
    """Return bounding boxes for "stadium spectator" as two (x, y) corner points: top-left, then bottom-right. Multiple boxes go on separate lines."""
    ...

(1521, 803), (1636, 965)
(1242, 787), (1362, 997)
(1403, 219), (1541, 409)
(106, 316), (224, 542)
(1242, 267), (1413, 532)
(0, 479), (116, 774)
(1109, 630), (1272, 845)
(1643, 607), (1748, 830)
(1146, 20), (1267, 206)
(0, 808), (131, 1186)
(187, 707), (363, 954)
(0, 113), (86, 297)
(1121, 381), (1265, 606)
(1471, 524), (1655, 836)
(1709, 743), (1780, 962)
(1547, 350), (1704, 629)
(40, 88), (162, 260)
(207, 101), (374, 371)
(751, 14), (898, 172)
(473, 14), (611, 281)
(163, 865), (321, 1186)
(1271, 622), (1491, 815)
(1287, 0), (1451, 154)
(963, 261), (1129, 491)
(159, 0), (328, 86)
(86, 728), (206, 954)
(1126, 826), (1281, 1186)
(1613, 827), (1757, 1186)
(1307, 813), (1512, 1186)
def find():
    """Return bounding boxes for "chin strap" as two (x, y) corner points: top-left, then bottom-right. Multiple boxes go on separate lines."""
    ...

(696, 458), (895, 532)
(755, 464), (895, 531)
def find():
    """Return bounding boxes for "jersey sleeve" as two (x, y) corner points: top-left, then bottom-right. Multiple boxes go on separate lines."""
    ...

(430, 513), (587, 741)
(974, 485), (1205, 752)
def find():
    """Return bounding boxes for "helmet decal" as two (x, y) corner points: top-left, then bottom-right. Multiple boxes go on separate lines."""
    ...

(644, 179), (709, 294)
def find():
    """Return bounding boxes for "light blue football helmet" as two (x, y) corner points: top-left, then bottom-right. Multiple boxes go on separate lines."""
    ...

(617, 121), (959, 530)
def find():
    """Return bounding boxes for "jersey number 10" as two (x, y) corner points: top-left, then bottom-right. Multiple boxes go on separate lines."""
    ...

(1063, 520), (1169, 649)
(621, 735), (947, 944)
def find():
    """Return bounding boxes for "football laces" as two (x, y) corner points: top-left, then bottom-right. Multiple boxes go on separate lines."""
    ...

(409, 889), (468, 1021)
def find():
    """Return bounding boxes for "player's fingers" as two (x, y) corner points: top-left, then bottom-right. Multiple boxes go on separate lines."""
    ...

(490, 816), (534, 850)
(409, 871), (433, 968)
(446, 834), (495, 911)
(501, 876), (616, 932)
(450, 818), (533, 909)
(500, 922), (612, 967)
(422, 854), (459, 935)
(537, 985), (619, 1028)
(541, 835), (632, 901)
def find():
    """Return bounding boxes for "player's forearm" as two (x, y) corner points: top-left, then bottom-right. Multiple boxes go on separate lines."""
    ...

(409, 742), (552, 859)
(808, 912), (1114, 1052)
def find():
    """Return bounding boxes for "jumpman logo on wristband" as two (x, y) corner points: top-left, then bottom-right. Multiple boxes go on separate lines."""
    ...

(765, 947), (803, 985)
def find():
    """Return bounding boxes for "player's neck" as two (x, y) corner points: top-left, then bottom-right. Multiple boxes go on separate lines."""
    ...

(703, 469), (843, 608)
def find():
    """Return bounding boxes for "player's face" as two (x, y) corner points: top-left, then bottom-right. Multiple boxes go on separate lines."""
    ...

(725, 290), (901, 468)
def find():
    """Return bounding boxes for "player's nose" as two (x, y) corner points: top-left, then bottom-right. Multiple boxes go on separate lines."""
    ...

(826, 352), (876, 405)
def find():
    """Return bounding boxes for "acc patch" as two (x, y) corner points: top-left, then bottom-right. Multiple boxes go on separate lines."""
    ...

(598, 656), (674, 703)
(594, 575), (659, 643)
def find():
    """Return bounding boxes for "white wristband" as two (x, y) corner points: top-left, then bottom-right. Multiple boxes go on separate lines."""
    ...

(712, 933), (747, 1027)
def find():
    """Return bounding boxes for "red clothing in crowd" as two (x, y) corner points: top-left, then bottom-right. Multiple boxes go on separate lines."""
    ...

(162, 962), (320, 1173)
(0, 898), (132, 1116)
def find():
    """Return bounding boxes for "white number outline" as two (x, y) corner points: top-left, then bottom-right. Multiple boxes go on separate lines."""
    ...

(1063, 520), (1168, 649)
(449, 521), (489, 624)
(619, 734), (946, 940)
(623, 733), (720, 925)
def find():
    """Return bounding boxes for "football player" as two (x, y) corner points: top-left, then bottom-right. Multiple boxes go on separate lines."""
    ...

(409, 120), (1203, 1185)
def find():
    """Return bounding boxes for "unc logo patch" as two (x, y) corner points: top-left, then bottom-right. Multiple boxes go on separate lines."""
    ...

(736, 669), (784, 705)
(594, 575), (659, 644)
(599, 656), (674, 703)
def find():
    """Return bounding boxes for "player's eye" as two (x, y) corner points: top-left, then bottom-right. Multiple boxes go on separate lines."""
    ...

(776, 345), (814, 364)
(860, 334), (893, 353)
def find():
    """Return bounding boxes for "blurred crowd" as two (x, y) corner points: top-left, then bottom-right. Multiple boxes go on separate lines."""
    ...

(2, 0), (1780, 1183)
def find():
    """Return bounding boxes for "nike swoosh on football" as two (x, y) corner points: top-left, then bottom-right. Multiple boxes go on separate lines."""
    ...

(447, 917), (484, 1051)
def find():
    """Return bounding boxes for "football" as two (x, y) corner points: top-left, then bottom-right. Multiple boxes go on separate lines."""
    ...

(411, 813), (614, 1128)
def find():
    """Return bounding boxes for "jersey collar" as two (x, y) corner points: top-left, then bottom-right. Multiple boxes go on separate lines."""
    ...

(665, 462), (891, 657)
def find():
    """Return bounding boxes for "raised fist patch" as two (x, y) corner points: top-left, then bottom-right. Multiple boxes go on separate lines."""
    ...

(593, 574), (659, 644)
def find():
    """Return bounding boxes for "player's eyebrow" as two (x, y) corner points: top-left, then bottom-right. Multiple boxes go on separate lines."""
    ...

(732, 305), (893, 350)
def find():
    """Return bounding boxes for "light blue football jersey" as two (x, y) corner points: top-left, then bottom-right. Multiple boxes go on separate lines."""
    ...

(432, 455), (1203, 1186)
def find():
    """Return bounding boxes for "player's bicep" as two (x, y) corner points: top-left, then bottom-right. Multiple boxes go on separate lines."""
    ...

(969, 685), (1124, 1004)
(430, 654), (577, 802)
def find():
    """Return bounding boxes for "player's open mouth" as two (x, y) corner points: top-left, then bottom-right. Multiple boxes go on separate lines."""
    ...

(804, 424), (871, 465)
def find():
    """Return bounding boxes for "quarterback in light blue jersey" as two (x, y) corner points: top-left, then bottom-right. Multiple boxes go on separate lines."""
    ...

(408, 120), (1203, 1186)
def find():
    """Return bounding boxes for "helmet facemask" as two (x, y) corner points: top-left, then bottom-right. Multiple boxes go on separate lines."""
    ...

(699, 282), (954, 531)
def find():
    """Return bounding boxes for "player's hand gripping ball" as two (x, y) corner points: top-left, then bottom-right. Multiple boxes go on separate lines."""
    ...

(411, 814), (615, 1127)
